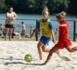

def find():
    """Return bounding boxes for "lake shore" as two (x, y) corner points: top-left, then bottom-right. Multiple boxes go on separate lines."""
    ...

(0, 37), (36, 41)
(0, 41), (77, 70)
(0, 14), (77, 39)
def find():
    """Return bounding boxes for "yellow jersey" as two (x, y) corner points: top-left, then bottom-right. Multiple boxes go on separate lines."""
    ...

(39, 19), (52, 38)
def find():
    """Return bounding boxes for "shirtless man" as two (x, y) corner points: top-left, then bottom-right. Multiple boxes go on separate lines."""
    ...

(21, 22), (26, 38)
(4, 7), (17, 41)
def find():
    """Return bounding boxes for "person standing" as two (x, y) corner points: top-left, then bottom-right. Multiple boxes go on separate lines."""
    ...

(4, 7), (17, 41)
(21, 22), (26, 38)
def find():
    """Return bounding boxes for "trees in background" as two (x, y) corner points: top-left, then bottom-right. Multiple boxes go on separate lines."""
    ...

(0, 0), (7, 13)
(47, 0), (69, 14)
(68, 0), (77, 15)
(0, 0), (77, 15)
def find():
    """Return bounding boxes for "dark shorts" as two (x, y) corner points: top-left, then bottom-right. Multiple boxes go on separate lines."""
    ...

(5, 24), (13, 28)
(40, 36), (51, 45)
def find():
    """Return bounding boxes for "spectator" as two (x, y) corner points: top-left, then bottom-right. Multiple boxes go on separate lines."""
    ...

(21, 22), (26, 38)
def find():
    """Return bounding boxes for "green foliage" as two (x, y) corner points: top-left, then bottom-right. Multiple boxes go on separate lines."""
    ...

(0, 0), (76, 15)
(0, 0), (7, 13)
(68, 0), (77, 15)
(47, 0), (69, 14)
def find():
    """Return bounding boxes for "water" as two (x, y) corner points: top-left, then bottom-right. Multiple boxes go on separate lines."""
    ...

(0, 14), (77, 40)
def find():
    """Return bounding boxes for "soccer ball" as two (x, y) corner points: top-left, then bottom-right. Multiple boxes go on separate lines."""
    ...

(24, 54), (32, 62)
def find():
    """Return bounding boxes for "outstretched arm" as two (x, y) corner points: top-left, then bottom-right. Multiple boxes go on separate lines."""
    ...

(30, 28), (38, 38)
(30, 20), (39, 38)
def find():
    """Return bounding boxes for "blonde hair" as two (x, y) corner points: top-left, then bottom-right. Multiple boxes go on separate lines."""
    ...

(42, 7), (49, 15)
(56, 11), (66, 19)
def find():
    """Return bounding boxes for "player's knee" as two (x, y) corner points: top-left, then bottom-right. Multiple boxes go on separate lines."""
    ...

(42, 48), (45, 52)
(49, 51), (53, 56)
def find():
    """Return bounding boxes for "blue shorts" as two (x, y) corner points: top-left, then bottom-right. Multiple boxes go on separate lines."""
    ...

(40, 36), (51, 45)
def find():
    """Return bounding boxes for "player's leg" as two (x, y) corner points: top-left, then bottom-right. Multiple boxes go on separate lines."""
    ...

(4, 28), (9, 41)
(42, 45), (62, 59)
(65, 46), (77, 52)
(9, 28), (13, 41)
(43, 46), (59, 65)
(37, 41), (44, 60)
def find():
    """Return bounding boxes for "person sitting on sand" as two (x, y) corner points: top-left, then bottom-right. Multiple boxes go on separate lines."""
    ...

(30, 7), (62, 60)
(4, 7), (17, 41)
(14, 32), (21, 39)
(0, 24), (5, 36)
(43, 11), (77, 65)
(0, 24), (5, 30)
(21, 22), (26, 38)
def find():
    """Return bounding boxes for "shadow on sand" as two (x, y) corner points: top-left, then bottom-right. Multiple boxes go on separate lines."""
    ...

(4, 61), (42, 66)
(4, 62), (43, 67)
(61, 56), (71, 61)
(4, 62), (25, 65)
(0, 58), (23, 60)
(0, 57), (42, 66)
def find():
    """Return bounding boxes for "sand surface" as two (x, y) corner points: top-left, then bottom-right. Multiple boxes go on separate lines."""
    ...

(0, 41), (77, 70)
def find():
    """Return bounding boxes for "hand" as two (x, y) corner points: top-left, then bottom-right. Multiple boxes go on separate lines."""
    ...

(9, 18), (14, 21)
(52, 39), (56, 44)
(12, 18), (15, 20)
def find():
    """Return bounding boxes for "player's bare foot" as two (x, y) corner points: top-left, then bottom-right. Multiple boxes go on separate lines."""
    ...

(41, 62), (47, 65)
(41, 63), (45, 65)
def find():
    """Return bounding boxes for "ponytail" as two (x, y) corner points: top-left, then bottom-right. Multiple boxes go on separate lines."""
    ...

(56, 11), (67, 19)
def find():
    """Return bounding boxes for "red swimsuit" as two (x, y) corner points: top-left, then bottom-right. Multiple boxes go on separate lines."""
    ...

(55, 20), (72, 49)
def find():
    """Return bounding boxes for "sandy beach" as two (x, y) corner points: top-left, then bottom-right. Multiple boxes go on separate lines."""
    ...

(0, 41), (77, 70)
